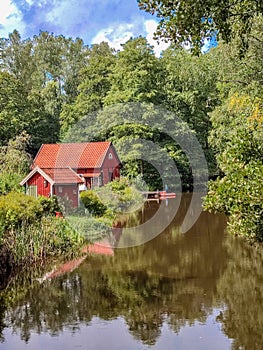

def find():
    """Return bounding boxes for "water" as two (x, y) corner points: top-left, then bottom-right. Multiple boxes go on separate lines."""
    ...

(0, 194), (262, 350)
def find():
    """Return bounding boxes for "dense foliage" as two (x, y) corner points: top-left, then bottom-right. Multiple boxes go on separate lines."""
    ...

(37, 196), (61, 216)
(95, 177), (144, 213)
(0, 11), (262, 240)
(203, 17), (263, 241)
(0, 192), (43, 237)
(0, 132), (31, 195)
(204, 94), (263, 241)
(138, 0), (263, 54)
(0, 31), (89, 154)
(80, 190), (107, 217)
(80, 177), (144, 219)
(0, 192), (84, 264)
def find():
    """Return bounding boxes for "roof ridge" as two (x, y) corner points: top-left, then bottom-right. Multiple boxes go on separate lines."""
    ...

(41, 141), (111, 145)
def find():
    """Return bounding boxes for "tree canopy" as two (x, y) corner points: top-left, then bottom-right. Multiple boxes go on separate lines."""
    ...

(0, 22), (262, 240)
(138, 0), (263, 53)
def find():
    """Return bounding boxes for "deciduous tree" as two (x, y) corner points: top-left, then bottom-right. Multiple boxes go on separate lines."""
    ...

(138, 0), (263, 54)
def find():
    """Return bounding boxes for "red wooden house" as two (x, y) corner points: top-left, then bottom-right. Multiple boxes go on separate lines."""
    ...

(20, 142), (121, 207)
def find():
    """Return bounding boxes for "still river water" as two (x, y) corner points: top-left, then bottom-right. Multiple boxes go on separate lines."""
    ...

(0, 194), (262, 350)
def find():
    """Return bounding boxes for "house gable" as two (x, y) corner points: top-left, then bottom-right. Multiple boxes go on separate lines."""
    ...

(20, 167), (53, 198)
(100, 144), (121, 183)
(20, 166), (54, 186)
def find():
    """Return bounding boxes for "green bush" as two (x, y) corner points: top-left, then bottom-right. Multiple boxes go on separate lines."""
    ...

(80, 190), (107, 217)
(0, 192), (43, 237)
(109, 177), (130, 192)
(0, 192), (85, 264)
(38, 195), (61, 215)
(96, 177), (144, 213)
(204, 161), (263, 242)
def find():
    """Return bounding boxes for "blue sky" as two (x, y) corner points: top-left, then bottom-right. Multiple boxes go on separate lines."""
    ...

(0, 0), (170, 55)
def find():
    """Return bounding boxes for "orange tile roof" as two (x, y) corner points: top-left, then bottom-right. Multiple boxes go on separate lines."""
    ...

(44, 168), (84, 184)
(33, 142), (111, 169)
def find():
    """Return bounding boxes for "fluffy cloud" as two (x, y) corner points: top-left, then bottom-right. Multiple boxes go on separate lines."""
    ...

(41, 0), (154, 43)
(91, 19), (170, 56)
(0, 0), (168, 56)
(0, 0), (25, 37)
(144, 20), (170, 56)
(91, 22), (139, 51)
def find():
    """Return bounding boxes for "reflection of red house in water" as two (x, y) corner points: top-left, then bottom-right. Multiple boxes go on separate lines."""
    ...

(20, 142), (121, 207)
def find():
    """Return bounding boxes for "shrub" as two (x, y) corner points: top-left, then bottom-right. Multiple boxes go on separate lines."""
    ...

(204, 161), (263, 242)
(80, 190), (107, 217)
(38, 195), (61, 215)
(0, 192), (43, 237)
(96, 177), (144, 213)
(109, 177), (130, 192)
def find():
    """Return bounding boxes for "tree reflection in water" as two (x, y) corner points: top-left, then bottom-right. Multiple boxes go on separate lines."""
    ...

(0, 194), (262, 349)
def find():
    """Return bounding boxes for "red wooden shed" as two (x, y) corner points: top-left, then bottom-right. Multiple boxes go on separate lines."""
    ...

(20, 141), (121, 207)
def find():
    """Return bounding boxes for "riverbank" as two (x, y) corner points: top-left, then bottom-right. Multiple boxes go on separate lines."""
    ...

(0, 177), (143, 282)
(0, 193), (85, 268)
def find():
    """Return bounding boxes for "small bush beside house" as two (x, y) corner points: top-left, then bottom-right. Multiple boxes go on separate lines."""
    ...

(80, 177), (144, 222)
(0, 192), (43, 237)
(38, 195), (61, 216)
(0, 192), (84, 265)
(80, 191), (107, 217)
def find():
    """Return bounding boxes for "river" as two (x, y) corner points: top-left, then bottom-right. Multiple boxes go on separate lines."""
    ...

(0, 193), (262, 349)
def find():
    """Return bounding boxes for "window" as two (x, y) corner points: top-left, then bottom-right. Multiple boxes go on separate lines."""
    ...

(108, 152), (113, 159)
(58, 186), (63, 193)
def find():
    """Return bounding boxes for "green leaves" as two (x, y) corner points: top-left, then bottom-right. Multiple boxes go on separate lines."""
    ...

(104, 37), (163, 105)
(204, 94), (263, 241)
(138, 0), (263, 54)
(0, 132), (31, 195)
(0, 31), (90, 152)
(60, 42), (115, 135)
(80, 191), (107, 217)
(0, 192), (43, 236)
(0, 72), (30, 146)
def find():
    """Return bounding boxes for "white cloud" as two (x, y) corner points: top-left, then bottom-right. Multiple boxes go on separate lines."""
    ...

(91, 23), (135, 51)
(0, 0), (169, 56)
(91, 19), (170, 56)
(44, 0), (103, 32)
(0, 0), (25, 37)
(144, 20), (170, 56)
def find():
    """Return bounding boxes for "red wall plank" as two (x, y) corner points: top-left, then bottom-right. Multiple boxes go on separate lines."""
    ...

(28, 173), (51, 197)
